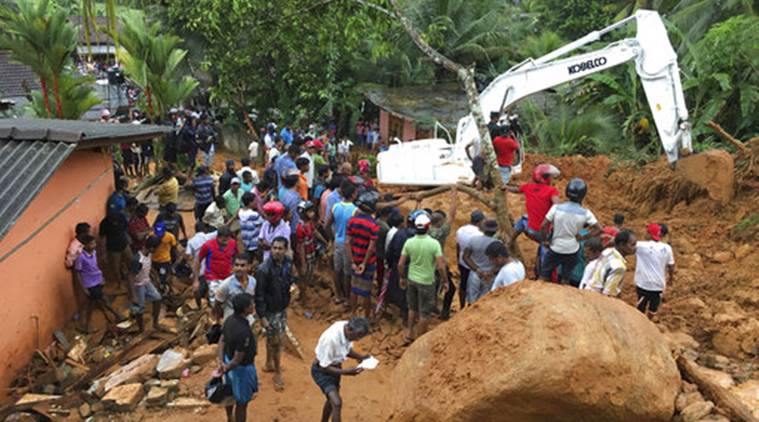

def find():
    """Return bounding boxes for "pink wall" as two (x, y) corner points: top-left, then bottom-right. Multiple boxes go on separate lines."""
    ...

(0, 149), (114, 393)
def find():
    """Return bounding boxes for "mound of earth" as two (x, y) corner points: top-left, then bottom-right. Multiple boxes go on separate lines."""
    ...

(388, 282), (680, 422)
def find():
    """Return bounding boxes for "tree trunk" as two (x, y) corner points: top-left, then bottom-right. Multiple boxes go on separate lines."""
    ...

(39, 76), (52, 118)
(237, 87), (259, 141)
(386, 0), (521, 258)
(52, 75), (63, 119)
(146, 86), (155, 120)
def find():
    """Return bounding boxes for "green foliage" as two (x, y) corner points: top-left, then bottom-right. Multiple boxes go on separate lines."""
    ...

(26, 73), (101, 119)
(525, 0), (619, 39)
(517, 31), (565, 59)
(683, 15), (758, 145)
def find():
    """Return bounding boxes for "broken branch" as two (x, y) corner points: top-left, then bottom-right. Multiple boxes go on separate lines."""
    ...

(708, 120), (750, 155)
(456, 183), (495, 209)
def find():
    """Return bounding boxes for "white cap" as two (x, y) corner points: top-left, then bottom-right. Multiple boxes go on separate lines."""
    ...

(414, 214), (431, 229)
(231, 177), (241, 185)
(100, 108), (111, 117)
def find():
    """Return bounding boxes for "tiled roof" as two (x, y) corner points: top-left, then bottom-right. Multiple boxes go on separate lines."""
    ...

(0, 118), (173, 147)
(0, 52), (41, 98)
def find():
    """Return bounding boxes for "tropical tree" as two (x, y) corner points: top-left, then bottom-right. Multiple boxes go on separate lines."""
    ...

(41, 4), (78, 118)
(27, 73), (101, 119)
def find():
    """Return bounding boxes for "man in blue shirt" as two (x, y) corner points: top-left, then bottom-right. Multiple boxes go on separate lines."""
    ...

(192, 166), (215, 221)
(275, 145), (300, 197)
(325, 182), (357, 303)
(279, 124), (293, 146)
(279, 171), (302, 235)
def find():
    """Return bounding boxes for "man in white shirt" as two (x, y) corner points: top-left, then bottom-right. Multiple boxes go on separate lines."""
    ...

(455, 211), (485, 309)
(248, 139), (259, 163)
(578, 237), (604, 290)
(487, 241), (526, 291)
(311, 317), (371, 422)
(237, 158), (259, 185)
(337, 139), (353, 162)
(186, 222), (217, 308)
(585, 230), (637, 297)
(540, 178), (601, 284)
(299, 148), (314, 188)
(634, 223), (675, 319)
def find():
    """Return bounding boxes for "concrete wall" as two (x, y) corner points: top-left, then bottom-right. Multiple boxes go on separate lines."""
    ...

(219, 126), (254, 156)
(402, 118), (416, 141)
(0, 149), (114, 391)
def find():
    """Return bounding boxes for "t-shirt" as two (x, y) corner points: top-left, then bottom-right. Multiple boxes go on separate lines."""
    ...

(156, 177), (179, 207)
(332, 202), (357, 244)
(634, 241), (674, 291)
(266, 147), (280, 164)
(99, 214), (129, 252)
(275, 155), (296, 184)
(239, 209), (264, 251)
(315, 321), (352, 368)
(338, 140), (353, 155)
(198, 238), (237, 281)
(319, 189), (333, 226)
(259, 220), (291, 261)
(279, 188), (301, 233)
(401, 234), (442, 285)
(65, 238), (83, 269)
(129, 250), (152, 286)
(186, 231), (217, 274)
(193, 175), (214, 204)
(324, 190), (342, 224)
(223, 189), (244, 216)
(492, 136), (519, 166)
(202, 201), (226, 229)
(155, 212), (182, 238)
(519, 183), (560, 231)
(248, 141), (259, 160)
(74, 250), (103, 288)
(299, 151), (314, 188)
(456, 224), (483, 268)
(152, 232), (176, 264)
(545, 202), (598, 254)
(298, 174), (309, 200)
(128, 216), (150, 252)
(585, 247), (627, 297)
(578, 258), (600, 290)
(428, 222), (452, 248)
(464, 235), (498, 272)
(347, 214), (379, 265)
(490, 260), (526, 291)
(237, 166), (259, 185)
(312, 154), (327, 169)
(296, 221), (316, 261)
(216, 274), (257, 321)
(222, 314), (257, 365)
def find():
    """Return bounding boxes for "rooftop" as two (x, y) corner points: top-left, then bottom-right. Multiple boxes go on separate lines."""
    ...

(0, 51), (41, 98)
(0, 118), (173, 148)
(361, 82), (469, 128)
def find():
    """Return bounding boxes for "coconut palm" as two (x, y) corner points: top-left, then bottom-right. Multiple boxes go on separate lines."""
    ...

(42, 5), (78, 118)
(27, 73), (101, 119)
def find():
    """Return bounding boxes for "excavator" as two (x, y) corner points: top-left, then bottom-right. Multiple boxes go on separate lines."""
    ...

(377, 10), (713, 191)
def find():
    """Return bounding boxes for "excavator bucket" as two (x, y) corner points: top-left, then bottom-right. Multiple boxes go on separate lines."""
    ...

(674, 149), (735, 203)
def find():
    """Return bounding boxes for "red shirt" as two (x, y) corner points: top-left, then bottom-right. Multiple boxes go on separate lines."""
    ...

(128, 216), (150, 252)
(346, 214), (379, 265)
(198, 238), (237, 281)
(601, 226), (619, 247)
(296, 221), (316, 260)
(492, 136), (519, 166)
(520, 183), (560, 231)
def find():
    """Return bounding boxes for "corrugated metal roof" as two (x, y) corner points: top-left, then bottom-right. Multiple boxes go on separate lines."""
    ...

(0, 118), (172, 145)
(0, 140), (76, 239)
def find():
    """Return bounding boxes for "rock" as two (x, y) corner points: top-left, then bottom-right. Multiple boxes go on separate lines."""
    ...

(730, 380), (759, 420)
(145, 379), (162, 389)
(104, 354), (160, 392)
(734, 244), (752, 259)
(695, 366), (734, 389)
(191, 365), (202, 374)
(101, 383), (145, 412)
(78, 403), (92, 419)
(695, 416), (729, 422)
(712, 317), (759, 359)
(700, 354), (730, 371)
(167, 397), (210, 408)
(191, 344), (218, 365)
(676, 391), (704, 412)
(389, 283), (680, 422)
(711, 251), (733, 263)
(15, 393), (61, 409)
(680, 400), (714, 422)
(681, 381), (698, 393)
(90, 401), (104, 413)
(160, 379), (180, 393)
(157, 349), (191, 379)
(146, 386), (168, 406)
(664, 331), (700, 352)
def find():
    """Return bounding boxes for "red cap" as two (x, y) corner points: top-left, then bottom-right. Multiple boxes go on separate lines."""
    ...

(307, 140), (324, 149)
(647, 223), (662, 241)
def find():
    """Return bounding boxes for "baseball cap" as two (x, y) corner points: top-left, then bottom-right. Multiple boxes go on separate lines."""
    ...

(231, 177), (241, 185)
(470, 210), (486, 225)
(414, 214), (431, 229)
(482, 219), (499, 233)
(647, 223), (662, 241)
(312, 140), (324, 149)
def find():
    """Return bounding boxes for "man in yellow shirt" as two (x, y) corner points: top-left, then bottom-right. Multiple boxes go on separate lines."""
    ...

(154, 167), (179, 211)
(152, 221), (177, 293)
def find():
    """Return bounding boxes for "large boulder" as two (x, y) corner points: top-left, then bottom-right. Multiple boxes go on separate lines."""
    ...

(389, 282), (680, 422)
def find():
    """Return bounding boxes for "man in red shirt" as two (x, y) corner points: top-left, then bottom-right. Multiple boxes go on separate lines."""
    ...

(193, 226), (237, 313)
(492, 126), (520, 185)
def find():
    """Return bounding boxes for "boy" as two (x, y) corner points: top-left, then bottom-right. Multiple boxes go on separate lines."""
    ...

(129, 236), (164, 332)
(634, 223), (675, 319)
(241, 170), (256, 193)
(540, 178), (601, 284)
(154, 202), (187, 242)
(187, 222), (217, 308)
(65, 222), (91, 269)
(296, 201), (327, 297)
(487, 240), (526, 291)
(74, 235), (122, 332)
(579, 237), (604, 290)
(152, 221), (178, 293)
(239, 193), (264, 264)
(219, 293), (259, 422)
(346, 192), (380, 319)
(601, 213), (625, 247)
(295, 157), (310, 200)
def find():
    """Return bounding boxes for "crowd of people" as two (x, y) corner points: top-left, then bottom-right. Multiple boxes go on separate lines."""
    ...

(62, 116), (676, 422)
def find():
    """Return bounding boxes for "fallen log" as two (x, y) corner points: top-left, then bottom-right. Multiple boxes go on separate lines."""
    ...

(676, 356), (759, 422)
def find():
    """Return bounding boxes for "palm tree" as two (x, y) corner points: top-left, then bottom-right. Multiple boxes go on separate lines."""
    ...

(42, 5), (78, 118)
(0, 0), (53, 116)
(27, 73), (101, 119)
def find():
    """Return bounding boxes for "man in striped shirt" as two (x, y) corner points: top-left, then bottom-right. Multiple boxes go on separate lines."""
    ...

(238, 193), (264, 264)
(346, 191), (380, 319)
(192, 166), (215, 222)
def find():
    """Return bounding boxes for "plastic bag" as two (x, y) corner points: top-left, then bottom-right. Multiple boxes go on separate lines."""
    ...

(205, 376), (232, 404)
(206, 323), (222, 344)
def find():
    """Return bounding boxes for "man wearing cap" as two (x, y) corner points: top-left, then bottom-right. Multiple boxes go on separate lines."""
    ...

(275, 145), (300, 198)
(309, 140), (327, 172)
(192, 166), (216, 222)
(223, 177), (245, 218)
(219, 160), (238, 196)
(462, 219), (500, 304)
(398, 213), (449, 344)
(634, 224), (674, 319)
(455, 210), (486, 309)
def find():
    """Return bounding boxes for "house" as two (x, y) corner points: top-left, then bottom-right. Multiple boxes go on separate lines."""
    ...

(0, 51), (41, 113)
(362, 83), (469, 143)
(0, 118), (171, 393)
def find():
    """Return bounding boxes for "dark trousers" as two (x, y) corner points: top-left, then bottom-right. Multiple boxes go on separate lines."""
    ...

(194, 201), (211, 221)
(457, 263), (470, 310)
(440, 267), (456, 319)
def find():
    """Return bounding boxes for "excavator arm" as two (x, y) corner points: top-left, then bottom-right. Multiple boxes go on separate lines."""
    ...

(377, 10), (692, 186)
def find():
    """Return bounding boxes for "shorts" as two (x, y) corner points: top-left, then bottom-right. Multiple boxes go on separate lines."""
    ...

(406, 280), (436, 316)
(333, 243), (351, 276)
(636, 287), (662, 313)
(466, 271), (492, 304)
(540, 249), (579, 281)
(87, 284), (104, 301)
(153, 261), (172, 288)
(351, 274), (374, 298)
(311, 361), (341, 395)
(498, 165), (512, 184)
(131, 282), (161, 314)
(263, 311), (287, 338)
(195, 275), (208, 300)
(224, 356), (258, 404)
